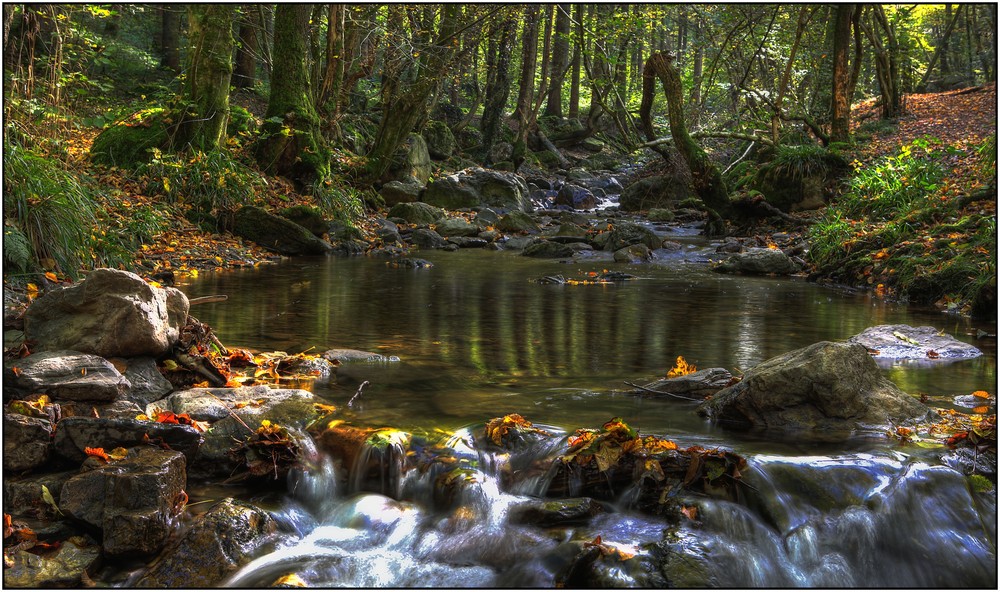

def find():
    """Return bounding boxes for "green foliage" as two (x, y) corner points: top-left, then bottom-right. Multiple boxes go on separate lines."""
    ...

(141, 148), (266, 229)
(227, 105), (257, 137)
(311, 179), (369, 224)
(757, 144), (849, 185)
(977, 133), (996, 180)
(3, 142), (97, 277)
(837, 137), (948, 222)
(3, 225), (34, 274)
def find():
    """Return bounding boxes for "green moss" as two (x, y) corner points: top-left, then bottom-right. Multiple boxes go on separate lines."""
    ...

(89, 108), (170, 169)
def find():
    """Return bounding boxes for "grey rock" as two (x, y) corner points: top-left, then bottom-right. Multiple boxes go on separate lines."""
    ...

(497, 210), (541, 234)
(121, 356), (173, 406)
(448, 236), (489, 249)
(698, 341), (933, 432)
(137, 498), (278, 588)
(53, 416), (203, 463)
(4, 350), (130, 401)
(388, 201), (445, 225)
(322, 349), (400, 364)
(613, 244), (653, 263)
(435, 217), (480, 237)
(411, 228), (447, 249)
(3, 413), (52, 471)
(4, 471), (75, 517)
(556, 184), (597, 210)
(422, 120), (456, 160)
(847, 324), (982, 361)
(619, 174), (691, 211)
(635, 368), (733, 399)
(423, 168), (531, 212)
(604, 222), (662, 251)
(379, 179), (425, 206)
(523, 240), (575, 258)
(713, 247), (800, 275)
(60, 447), (186, 556)
(233, 206), (334, 256)
(386, 132), (432, 184)
(23, 268), (189, 358)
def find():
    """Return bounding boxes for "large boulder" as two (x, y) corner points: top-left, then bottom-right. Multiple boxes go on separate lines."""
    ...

(698, 341), (933, 432)
(379, 179), (425, 206)
(713, 247), (801, 275)
(555, 184), (598, 210)
(4, 350), (130, 401)
(386, 132), (432, 183)
(136, 498), (277, 588)
(618, 174), (691, 211)
(233, 206), (334, 256)
(422, 120), (457, 160)
(847, 324), (983, 362)
(22, 268), (189, 358)
(604, 222), (662, 252)
(388, 201), (445, 225)
(435, 217), (480, 238)
(422, 168), (531, 212)
(60, 447), (187, 556)
(497, 210), (541, 234)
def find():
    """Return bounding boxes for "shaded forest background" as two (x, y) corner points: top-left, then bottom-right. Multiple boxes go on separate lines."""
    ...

(2, 4), (997, 317)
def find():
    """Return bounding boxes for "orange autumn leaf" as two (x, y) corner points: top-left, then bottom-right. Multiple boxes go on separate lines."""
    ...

(972, 390), (991, 399)
(84, 447), (110, 462)
(667, 356), (696, 378)
(44, 272), (58, 282)
(681, 505), (698, 521)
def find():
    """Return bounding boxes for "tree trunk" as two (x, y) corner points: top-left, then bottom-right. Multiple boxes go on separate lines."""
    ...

(480, 16), (516, 165)
(255, 4), (329, 186)
(861, 5), (904, 119)
(568, 4), (582, 118)
(512, 6), (540, 171)
(640, 52), (730, 236)
(545, 3), (570, 117)
(171, 4), (236, 152)
(830, 4), (854, 143)
(233, 9), (257, 89)
(917, 4), (964, 91)
(159, 4), (181, 72)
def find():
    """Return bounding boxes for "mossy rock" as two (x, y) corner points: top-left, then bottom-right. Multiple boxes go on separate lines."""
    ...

(90, 108), (170, 169)
(647, 208), (675, 222)
(532, 149), (563, 168)
(280, 205), (328, 237)
(421, 120), (456, 160)
(583, 152), (620, 171)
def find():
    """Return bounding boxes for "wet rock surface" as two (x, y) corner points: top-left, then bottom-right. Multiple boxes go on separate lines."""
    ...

(698, 341), (934, 432)
(136, 498), (278, 588)
(4, 350), (130, 401)
(848, 324), (983, 361)
(713, 247), (801, 275)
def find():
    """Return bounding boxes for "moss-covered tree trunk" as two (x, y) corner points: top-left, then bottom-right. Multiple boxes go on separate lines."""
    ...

(171, 4), (235, 152)
(255, 4), (329, 187)
(640, 52), (730, 236)
(479, 15), (516, 166)
(830, 4), (854, 143)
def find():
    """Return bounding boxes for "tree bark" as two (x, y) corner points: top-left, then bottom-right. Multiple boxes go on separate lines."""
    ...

(640, 52), (730, 236)
(480, 15), (516, 165)
(917, 4), (964, 91)
(830, 4), (854, 143)
(568, 4), (583, 118)
(171, 4), (236, 152)
(233, 9), (257, 89)
(255, 4), (329, 186)
(545, 3), (570, 117)
(159, 4), (181, 72)
(512, 6), (540, 170)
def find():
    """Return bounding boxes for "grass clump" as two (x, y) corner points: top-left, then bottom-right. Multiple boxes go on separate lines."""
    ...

(753, 144), (849, 211)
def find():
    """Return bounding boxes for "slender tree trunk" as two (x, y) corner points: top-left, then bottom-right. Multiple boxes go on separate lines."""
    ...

(172, 4), (236, 151)
(545, 3), (570, 117)
(830, 4), (854, 143)
(233, 9), (257, 89)
(159, 4), (180, 72)
(512, 6), (540, 170)
(568, 4), (582, 118)
(640, 52), (730, 236)
(917, 4), (964, 90)
(480, 16), (516, 165)
(771, 6), (811, 145)
(255, 4), (329, 186)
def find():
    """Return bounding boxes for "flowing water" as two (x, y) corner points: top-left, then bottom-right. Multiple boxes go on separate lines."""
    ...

(181, 225), (997, 587)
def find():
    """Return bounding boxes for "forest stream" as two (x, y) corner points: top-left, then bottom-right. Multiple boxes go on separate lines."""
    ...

(175, 223), (998, 588)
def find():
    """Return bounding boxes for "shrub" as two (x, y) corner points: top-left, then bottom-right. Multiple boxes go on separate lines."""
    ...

(89, 107), (170, 169)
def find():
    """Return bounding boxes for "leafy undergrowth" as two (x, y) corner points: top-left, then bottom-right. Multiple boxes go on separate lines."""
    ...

(809, 85), (997, 317)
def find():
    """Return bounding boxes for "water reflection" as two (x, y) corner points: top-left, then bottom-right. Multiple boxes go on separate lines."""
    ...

(182, 247), (995, 433)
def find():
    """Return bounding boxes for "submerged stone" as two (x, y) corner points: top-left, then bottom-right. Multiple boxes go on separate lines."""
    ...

(848, 324), (982, 361)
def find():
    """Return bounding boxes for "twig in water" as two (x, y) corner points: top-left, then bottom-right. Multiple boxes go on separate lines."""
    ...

(348, 381), (370, 407)
(623, 381), (704, 402)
